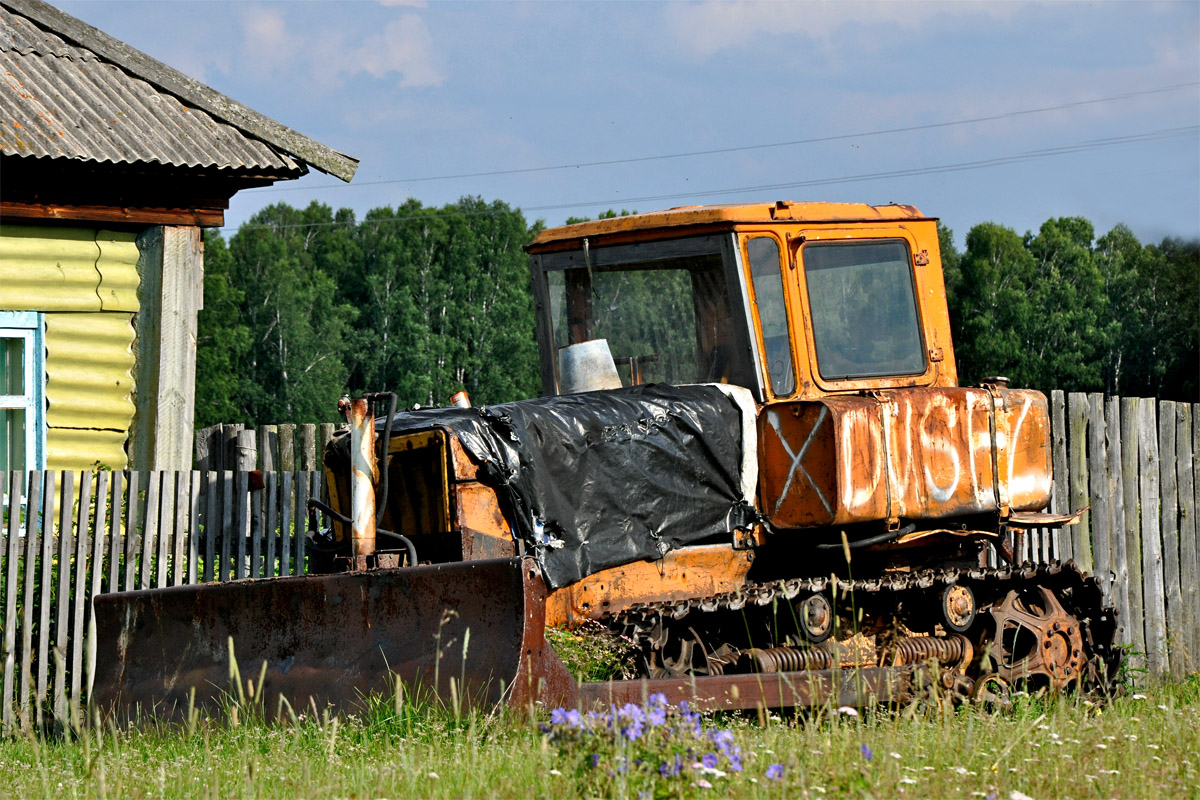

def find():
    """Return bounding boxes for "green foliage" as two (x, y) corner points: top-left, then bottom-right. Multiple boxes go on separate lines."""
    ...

(196, 198), (542, 426)
(945, 218), (1198, 400)
(544, 621), (639, 681)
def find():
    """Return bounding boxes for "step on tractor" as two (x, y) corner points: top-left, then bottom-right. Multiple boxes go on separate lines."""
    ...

(93, 201), (1120, 718)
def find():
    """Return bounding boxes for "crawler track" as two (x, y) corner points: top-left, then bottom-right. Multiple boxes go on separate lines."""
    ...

(606, 560), (1121, 701)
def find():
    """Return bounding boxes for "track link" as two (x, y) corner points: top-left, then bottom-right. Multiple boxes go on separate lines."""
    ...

(607, 559), (1121, 696)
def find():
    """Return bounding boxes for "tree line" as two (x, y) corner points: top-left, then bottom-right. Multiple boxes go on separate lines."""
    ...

(195, 199), (1198, 427)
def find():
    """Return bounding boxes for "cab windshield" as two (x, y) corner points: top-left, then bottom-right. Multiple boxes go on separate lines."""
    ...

(544, 245), (750, 389)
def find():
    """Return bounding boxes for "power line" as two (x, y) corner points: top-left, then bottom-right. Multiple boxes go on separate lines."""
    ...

(244, 82), (1199, 194)
(219, 124), (1197, 233)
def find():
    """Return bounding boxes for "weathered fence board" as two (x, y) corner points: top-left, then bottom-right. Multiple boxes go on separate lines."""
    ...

(0, 469), (324, 736)
(1068, 392), (1093, 573)
(1177, 404), (1197, 671)
(1159, 403), (1184, 678)
(1087, 393), (1111, 599)
(1138, 399), (1168, 675)
(1105, 397), (1129, 648)
(195, 422), (344, 473)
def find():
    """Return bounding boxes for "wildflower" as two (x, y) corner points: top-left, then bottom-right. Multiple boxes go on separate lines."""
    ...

(702, 753), (719, 769)
(766, 763), (785, 781)
(694, 778), (713, 789)
(889, 751), (902, 760)
(1095, 743), (1107, 750)
(900, 777), (917, 785)
(548, 769), (562, 776)
(427, 772), (439, 780)
(1010, 792), (1035, 800)
(1132, 693), (1147, 700)
(835, 706), (859, 716)
(550, 707), (569, 725)
(861, 744), (873, 761)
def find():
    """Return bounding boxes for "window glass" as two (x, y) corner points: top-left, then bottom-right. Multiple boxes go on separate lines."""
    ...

(746, 237), (795, 396)
(547, 252), (743, 387)
(803, 240), (925, 380)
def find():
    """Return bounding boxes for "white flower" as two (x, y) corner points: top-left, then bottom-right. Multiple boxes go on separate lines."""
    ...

(548, 769), (562, 776)
(1158, 704), (1169, 711)
(1095, 743), (1107, 750)
(890, 752), (902, 760)
(1132, 694), (1147, 700)
(427, 772), (439, 779)
(835, 706), (859, 716)
(1010, 792), (1037, 800)
(900, 778), (918, 785)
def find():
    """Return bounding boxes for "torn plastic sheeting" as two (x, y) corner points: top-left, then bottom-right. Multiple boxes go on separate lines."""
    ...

(333, 384), (759, 589)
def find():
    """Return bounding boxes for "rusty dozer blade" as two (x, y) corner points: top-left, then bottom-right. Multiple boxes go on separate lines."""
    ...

(91, 557), (575, 722)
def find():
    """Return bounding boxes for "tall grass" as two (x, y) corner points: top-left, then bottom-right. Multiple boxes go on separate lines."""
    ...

(0, 675), (1196, 799)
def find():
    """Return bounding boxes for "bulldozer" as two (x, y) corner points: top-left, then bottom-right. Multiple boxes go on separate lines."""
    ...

(93, 201), (1120, 718)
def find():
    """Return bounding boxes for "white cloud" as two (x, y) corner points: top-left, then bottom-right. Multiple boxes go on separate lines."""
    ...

(234, 4), (441, 91)
(349, 15), (443, 87)
(664, 0), (1023, 57)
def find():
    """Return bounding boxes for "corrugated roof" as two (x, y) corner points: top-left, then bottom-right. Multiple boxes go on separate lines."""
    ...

(0, 5), (302, 174)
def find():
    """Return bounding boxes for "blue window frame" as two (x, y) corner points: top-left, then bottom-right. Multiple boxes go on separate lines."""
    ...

(0, 311), (45, 471)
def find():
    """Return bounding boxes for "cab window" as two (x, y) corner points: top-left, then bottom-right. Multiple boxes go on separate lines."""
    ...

(746, 237), (795, 396)
(802, 240), (925, 380)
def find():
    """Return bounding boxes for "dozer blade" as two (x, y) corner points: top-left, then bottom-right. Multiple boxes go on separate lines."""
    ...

(91, 557), (574, 722)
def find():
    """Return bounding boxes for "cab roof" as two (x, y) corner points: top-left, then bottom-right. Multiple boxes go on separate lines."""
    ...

(527, 201), (933, 250)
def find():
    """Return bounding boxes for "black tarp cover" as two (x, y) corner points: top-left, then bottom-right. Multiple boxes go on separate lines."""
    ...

(333, 384), (758, 589)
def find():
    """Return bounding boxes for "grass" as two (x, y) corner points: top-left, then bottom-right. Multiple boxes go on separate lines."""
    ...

(0, 676), (1197, 799)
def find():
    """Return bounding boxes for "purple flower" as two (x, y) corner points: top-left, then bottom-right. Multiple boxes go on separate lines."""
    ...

(648, 692), (668, 708)
(861, 743), (873, 761)
(566, 709), (582, 727)
(766, 763), (785, 781)
(729, 751), (743, 772)
(550, 707), (569, 725)
(702, 753), (719, 769)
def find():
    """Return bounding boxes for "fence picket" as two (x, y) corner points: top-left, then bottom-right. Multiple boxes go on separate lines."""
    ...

(52, 470), (75, 731)
(107, 471), (123, 593)
(1139, 398), (1168, 675)
(1176, 404), (1197, 671)
(141, 472), (160, 590)
(219, 471), (233, 582)
(300, 425), (317, 472)
(1068, 393), (1092, 572)
(203, 471), (217, 583)
(235, 471), (249, 580)
(1105, 398), (1130, 647)
(87, 470), (109, 700)
(1119, 398), (1146, 657)
(70, 472), (92, 726)
(21, 471), (42, 729)
(265, 472), (278, 579)
(1087, 393), (1111, 599)
(1158, 402), (1183, 678)
(188, 472), (201, 586)
(156, 471), (173, 588)
(250, 479), (263, 579)
(297, 474), (310, 576)
(280, 472), (294, 577)
(279, 425), (296, 472)
(124, 471), (142, 592)
(36, 471), (55, 730)
(2, 470), (21, 733)
(1051, 390), (1068, 562)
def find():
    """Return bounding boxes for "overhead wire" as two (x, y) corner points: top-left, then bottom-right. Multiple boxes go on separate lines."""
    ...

(242, 81), (1199, 194)
(220, 124), (1199, 233)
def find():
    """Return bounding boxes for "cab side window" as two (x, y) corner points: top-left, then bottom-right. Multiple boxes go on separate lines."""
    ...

(746, 237), (795, 396)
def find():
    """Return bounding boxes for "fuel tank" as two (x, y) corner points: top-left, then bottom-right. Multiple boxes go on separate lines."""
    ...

(758, 387), (1051, 529)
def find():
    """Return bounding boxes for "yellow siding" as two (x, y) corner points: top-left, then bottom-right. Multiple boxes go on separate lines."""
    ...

(0, 225), (140, 313)
(45, 428), (129, 471)
(44, 311), (136, 471)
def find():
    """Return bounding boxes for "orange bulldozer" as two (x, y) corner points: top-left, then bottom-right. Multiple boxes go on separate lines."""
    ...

(93, 202), (1119, 719)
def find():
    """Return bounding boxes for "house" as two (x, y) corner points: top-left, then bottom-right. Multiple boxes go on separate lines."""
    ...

(0, 0), (357, 472)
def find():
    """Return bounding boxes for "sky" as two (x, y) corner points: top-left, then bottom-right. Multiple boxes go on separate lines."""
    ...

(58, 0), (1200, 249)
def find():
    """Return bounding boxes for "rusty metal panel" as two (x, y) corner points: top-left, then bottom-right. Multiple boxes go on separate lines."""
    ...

(760, 387), (1051, 530)
(43, 311), (134, 470)
(993, 388), (1053, 512)
(456, 482), (515, 561)
(0, 225), (139, 312)
(545, 543), (756, 628)
(91, 557), (574, 721)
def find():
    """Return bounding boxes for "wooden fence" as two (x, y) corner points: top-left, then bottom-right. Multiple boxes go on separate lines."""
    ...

(1041, 391), (1200, 678)
(194, 422), (342, 473)
(0, 468), (323, 735)
(1, 392), (1198, 734)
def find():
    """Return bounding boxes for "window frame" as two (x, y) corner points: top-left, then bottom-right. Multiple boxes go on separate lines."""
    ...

(0, 310), (46, 471)
(741, 232), (797, 399)
(795, 230), (936, 392)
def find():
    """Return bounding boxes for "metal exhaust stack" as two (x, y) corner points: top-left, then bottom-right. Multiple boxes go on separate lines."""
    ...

(339, 395), (378, 569)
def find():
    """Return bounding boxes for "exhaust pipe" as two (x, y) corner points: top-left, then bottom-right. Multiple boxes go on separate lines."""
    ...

(339, 395), (378, 568)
